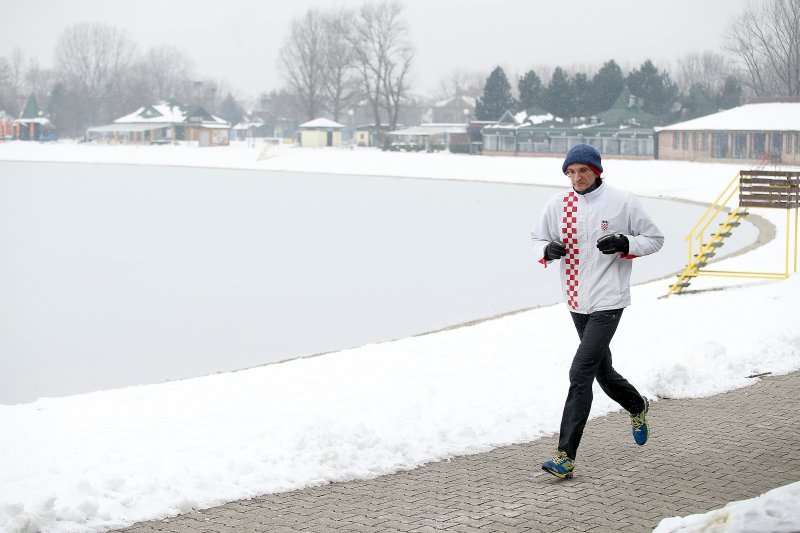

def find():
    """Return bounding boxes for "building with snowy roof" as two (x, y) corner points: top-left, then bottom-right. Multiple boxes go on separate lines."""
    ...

(297, 118), (345, 147)
(13, 95), (55, 141)
(384, 123), (471, 152)
(654, 101), (800, 164)
(424, 94), (476, 124)
(87, 101), (230, 146)
(481, 108), (654, 158)
(232, 116), (269, 141)
(1, 110), (16, 140)
(480, 87), (663, 158)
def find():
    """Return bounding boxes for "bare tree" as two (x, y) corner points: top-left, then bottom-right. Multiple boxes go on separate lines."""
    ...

(434, 70), (484, 101)
(0, 49), (56, 119)
(143, 44), (195, 101)
(9, 48), (26, 97)
(54, 22), (139, 130)
(182, 77), (231, 113)
(0, 48), (27, 116)
(278, 8), (328, 121)
(381, 40), (413, 129)
(726, 0), (800, 97)
(257, 87), (301, 127)
(674, 51), (737, 94)
(116, 61), (153, 113)
(321, 8), (359, 121)
(348, 0), (415, 130)
(0, 56), (16, 115)
(23, 58), (54, 116)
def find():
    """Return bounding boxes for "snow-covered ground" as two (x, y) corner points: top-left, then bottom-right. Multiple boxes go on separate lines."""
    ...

(0, 140), (798, 533)
(653, 481), (800, 533)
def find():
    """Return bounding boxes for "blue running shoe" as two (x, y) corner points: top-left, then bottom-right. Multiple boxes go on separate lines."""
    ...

(542, 450), (574, 479)
(631, 397), (650, 445)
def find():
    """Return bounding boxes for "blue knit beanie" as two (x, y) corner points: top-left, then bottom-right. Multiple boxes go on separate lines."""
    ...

(562, 143), (603, 176)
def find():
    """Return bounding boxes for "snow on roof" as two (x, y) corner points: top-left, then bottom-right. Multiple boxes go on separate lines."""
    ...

(433, 95), (477, 108)
(387, 124), (468, 136)
(233, 120), (266, 130)
(115, 102), (183, 124)
(528, 113), (555, 125)
(656, 102), (800, 132)
(87, 123), (169, 133)
(14, 117), (51, 125)
(114, 101), (227, 126)
(510, 111), (557, 126)
(485, 111), (556, 130)
(299, 118), (345, 129)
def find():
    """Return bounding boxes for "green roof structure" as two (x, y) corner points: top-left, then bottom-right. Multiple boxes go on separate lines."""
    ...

(597, 86), (661, 128)
(20, 94), (41, 119)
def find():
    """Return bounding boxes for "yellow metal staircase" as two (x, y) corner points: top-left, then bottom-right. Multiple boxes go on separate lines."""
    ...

(666, 207), (749, 295)
(665, 170), (799, 298)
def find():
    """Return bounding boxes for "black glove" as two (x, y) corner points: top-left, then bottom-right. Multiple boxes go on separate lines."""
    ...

(544, 240), (567, 260)
(596, 234), (629, 255)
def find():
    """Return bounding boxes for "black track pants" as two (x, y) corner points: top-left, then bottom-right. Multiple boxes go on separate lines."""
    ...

(557, 308), (646, 460)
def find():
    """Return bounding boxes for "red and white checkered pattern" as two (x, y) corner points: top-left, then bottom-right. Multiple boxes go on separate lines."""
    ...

(561, 192), (579, 309)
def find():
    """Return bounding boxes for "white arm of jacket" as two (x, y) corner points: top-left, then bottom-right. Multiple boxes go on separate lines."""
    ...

(621, 195), (664, 259)
(530, 196), (563, 266)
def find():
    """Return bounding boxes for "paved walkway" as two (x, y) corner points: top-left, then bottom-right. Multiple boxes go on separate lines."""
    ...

(119, 371), (800, 532)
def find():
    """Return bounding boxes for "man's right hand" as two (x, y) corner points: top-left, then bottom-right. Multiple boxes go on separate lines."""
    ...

(544, 240), (567, 260)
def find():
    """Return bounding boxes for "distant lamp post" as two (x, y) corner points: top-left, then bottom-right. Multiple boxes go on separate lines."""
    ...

(348, 109), (355, 145)
(193, 80), (203, 105)
(463, 108), (471, 152)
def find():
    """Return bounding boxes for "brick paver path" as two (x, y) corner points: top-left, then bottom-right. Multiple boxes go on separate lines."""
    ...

(119, 371), (800, 532)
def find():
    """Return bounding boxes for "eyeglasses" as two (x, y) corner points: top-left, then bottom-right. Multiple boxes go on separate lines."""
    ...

(565, 167), (593, 177)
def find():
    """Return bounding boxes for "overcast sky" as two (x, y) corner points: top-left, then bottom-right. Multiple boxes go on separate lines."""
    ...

(2, 0), (756, 103)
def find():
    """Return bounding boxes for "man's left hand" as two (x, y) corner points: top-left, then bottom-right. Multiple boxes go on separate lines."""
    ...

(596, 234), (629, 255)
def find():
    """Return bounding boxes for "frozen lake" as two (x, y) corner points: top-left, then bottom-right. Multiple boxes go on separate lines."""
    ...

(0, 161), (758, 404)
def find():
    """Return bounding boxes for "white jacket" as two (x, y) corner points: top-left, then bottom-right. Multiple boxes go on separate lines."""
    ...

(531, 183), (664, 314)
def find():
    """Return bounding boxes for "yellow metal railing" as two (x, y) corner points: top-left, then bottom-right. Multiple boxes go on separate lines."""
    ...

(665, 171), (799, 297)
(684, 173), (741, 266)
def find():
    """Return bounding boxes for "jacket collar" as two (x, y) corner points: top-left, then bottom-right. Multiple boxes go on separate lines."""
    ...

(575, 177), (603, 196)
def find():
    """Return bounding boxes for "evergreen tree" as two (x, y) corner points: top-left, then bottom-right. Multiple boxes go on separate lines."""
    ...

(590, 60), (624, 114)
(572, 72), (591, 117)
(476, 66), (515, 121)
(681, 83), (717, 119)
(717, 76), (743, 110)
(219, 93), (244, 125)
(46, 82), (80, 138)
(47, 83), (67, 136)
(542, 67), (574, 118)
(518, 70), (543, 112)
(626, 60), (679, 116)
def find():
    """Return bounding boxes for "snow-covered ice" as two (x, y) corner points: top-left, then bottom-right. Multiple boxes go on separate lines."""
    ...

(0, 140), (798, 533)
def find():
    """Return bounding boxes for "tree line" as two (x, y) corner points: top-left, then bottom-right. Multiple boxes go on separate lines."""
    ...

(475, 57), (744, 123)
(0, 23), (244, 138)
(0, 0), (799, 138)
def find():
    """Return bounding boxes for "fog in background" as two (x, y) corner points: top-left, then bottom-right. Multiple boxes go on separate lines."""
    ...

(0, 0), (754, 100)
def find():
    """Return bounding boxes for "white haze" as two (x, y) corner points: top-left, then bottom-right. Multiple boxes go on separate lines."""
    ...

(1, 0), (756, 100)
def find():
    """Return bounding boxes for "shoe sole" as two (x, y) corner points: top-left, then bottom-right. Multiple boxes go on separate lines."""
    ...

(542, 466), (573, 479)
